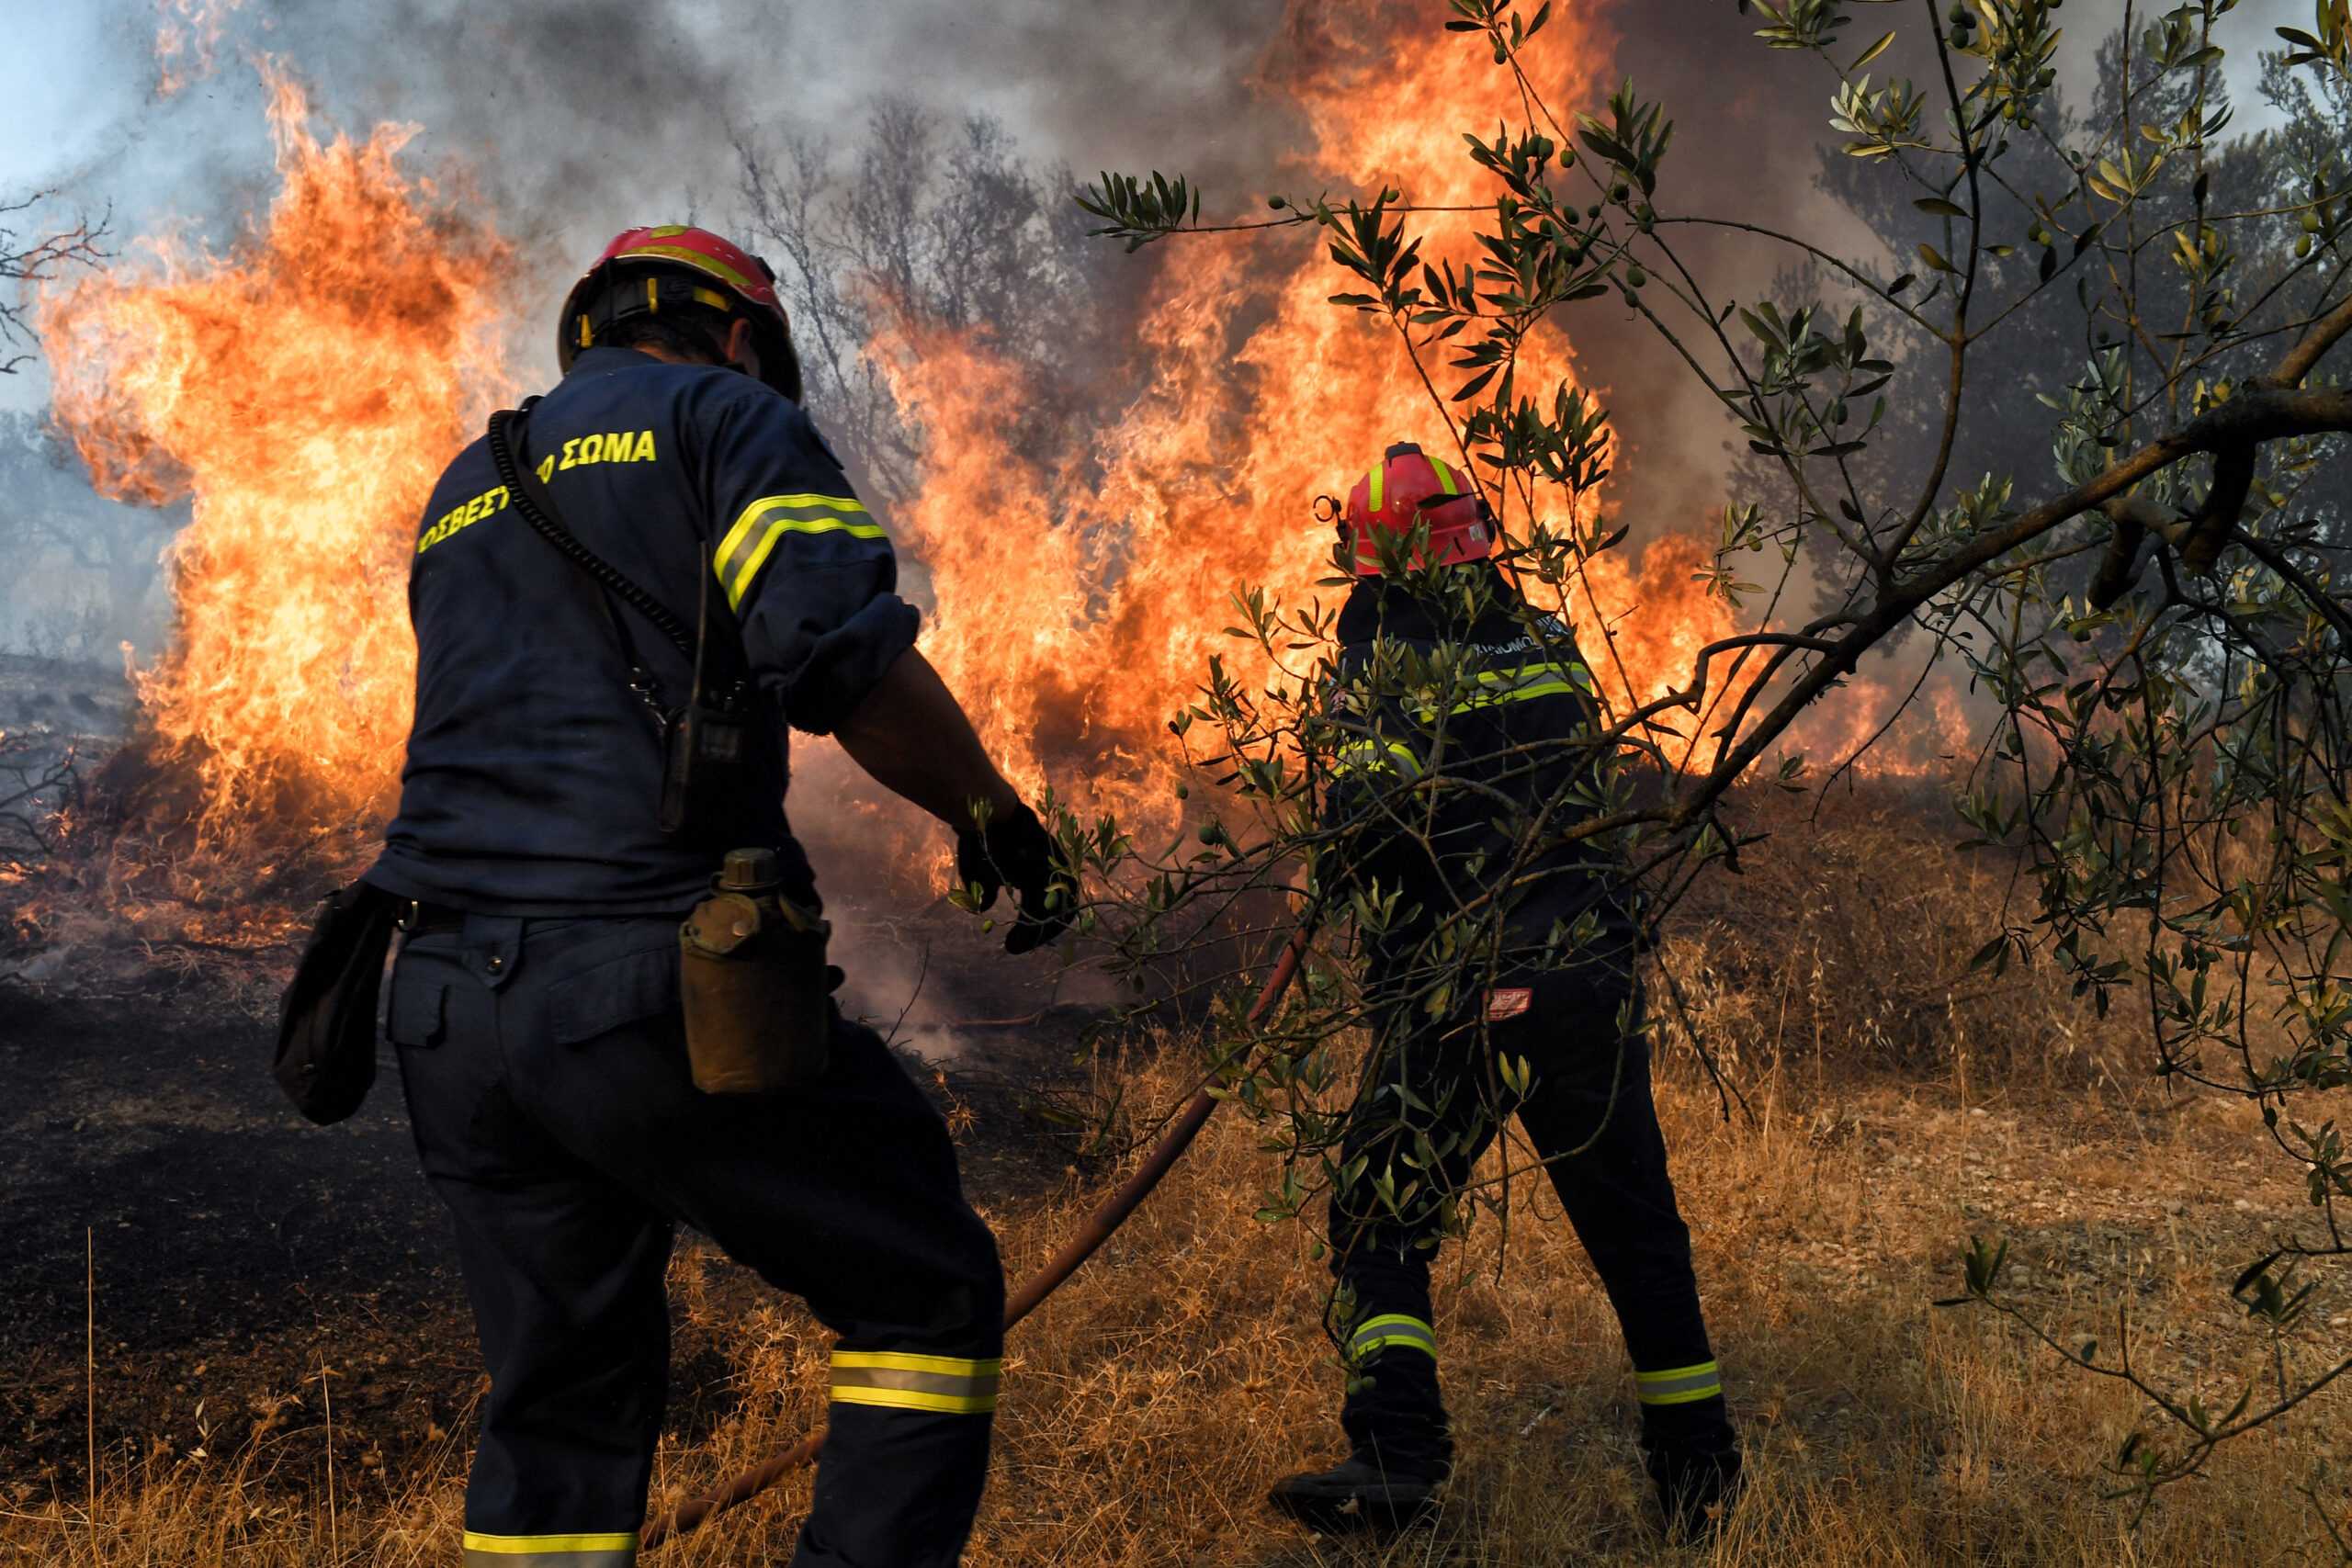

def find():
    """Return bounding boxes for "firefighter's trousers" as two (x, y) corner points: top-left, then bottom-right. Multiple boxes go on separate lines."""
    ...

(1327, 958), (1731, 1476)
(390, 914), (1005, 1568)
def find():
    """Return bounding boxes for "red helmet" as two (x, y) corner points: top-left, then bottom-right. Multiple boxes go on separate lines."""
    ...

(1344, 442), (1493, 575)
(557, 224), (804, 401)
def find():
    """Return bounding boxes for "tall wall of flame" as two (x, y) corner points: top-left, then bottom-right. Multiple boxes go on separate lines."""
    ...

(38, 5), (1787, 849)
(40, 72), (512, 831)
(876, 0), (1737, 816)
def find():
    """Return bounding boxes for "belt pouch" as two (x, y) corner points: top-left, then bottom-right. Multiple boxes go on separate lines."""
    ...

(678, 849), (831, 1093)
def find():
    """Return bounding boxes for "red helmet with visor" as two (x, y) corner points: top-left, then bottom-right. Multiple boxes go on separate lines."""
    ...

(1343, 442), (1494, 576)
(557, 224), (804, 402)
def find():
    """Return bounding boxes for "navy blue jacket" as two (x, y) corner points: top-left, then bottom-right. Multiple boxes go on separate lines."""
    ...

(367, 347), (915, 915)
(1319, 567), (1633, 984)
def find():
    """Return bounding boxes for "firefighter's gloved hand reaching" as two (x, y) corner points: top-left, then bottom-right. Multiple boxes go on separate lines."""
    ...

(954, 800), (1074, 953)
(825, 648), (1075, 955)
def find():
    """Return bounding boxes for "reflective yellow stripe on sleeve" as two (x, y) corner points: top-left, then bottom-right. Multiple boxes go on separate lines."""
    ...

(1634, 1359), (1723, 1406)
(830, 1349), (1002, 1415)
(461, 1530), (638, 1565)
(1442, 660), (1595, 716)
(1329, 739), (1424, 781)
(713, 493), (886, 610)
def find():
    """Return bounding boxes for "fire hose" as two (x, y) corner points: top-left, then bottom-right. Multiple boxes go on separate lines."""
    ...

(639, 920), (1314, 1550)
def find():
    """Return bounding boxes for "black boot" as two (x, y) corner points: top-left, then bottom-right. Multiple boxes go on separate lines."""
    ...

(1268, 1450), (1447, 1532)
(1644, 1441), (1743, 1540)
(1272, 1353), (1452, 1533)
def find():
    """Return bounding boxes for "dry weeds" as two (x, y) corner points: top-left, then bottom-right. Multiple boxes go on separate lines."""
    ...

(5, 805), (2344, 1564)
(7, 1055), (2339, 1565)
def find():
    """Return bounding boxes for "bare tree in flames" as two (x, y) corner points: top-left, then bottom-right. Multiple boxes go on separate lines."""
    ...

(734, 102), (1125, 513)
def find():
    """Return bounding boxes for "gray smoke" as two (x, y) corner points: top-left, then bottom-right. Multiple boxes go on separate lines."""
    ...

(26, 0), (2270, 525)
(165, 0), (1301, 359)
(6, 0), (2303, 662)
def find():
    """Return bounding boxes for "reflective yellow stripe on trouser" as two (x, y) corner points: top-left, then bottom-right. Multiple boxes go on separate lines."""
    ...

(712, 493), (885, 610)
(1349, 1313), (1437, 1362)
(1636, 1359), (1723, 1406)
(831, 1350), (1002, 1415)
(461, 1530), (637, 1566)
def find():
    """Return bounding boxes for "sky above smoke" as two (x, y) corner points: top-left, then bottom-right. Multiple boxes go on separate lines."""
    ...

(0, 0), (2314, 517)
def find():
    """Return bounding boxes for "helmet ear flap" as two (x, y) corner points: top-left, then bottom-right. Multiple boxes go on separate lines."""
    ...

(744, 252), (801, 400)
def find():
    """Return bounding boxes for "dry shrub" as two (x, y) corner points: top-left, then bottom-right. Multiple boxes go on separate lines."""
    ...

(1659, 780), (2142, 1086)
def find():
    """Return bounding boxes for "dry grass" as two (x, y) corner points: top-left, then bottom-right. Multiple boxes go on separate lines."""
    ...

(1659, 783), (2150, 1084)
(6, 800), (2346, 1564)
(10, 1057), (2340, 1565)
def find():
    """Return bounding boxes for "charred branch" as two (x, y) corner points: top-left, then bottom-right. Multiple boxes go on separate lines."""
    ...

(0, 730), (83, 858)
(0, 192), (111, 374)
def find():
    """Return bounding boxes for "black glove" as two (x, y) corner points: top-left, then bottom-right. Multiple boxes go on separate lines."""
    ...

(955, 801), (1075, 954)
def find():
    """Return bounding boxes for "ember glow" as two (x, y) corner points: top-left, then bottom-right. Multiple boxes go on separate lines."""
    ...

(40, 69), (512, 836)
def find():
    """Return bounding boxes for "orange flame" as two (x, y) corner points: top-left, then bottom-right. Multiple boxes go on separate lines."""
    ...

(39, 5), (1951, 875)
(871, 0), (1749, 823)
(40, 69), (512, 834)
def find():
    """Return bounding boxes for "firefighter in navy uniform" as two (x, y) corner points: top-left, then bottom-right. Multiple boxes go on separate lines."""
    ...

(366, 225), (1066, 1568)
(1267, 443), (1741, 1539)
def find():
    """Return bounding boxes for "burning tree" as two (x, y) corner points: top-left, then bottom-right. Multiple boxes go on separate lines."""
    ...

(1063, 0), (2352, 1528)
(733, 102), (1126, 516)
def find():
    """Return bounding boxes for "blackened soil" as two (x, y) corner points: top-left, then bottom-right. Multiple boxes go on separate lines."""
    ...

(0, 908), (1108, 1503)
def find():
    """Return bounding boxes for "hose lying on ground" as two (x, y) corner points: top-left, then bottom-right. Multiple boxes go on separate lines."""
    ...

(639, 924), (1314, 1550)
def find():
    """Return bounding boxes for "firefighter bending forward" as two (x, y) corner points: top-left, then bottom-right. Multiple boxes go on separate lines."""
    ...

(1269, 443), (1741, 1538)
(366, 226), (1065, 1567)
